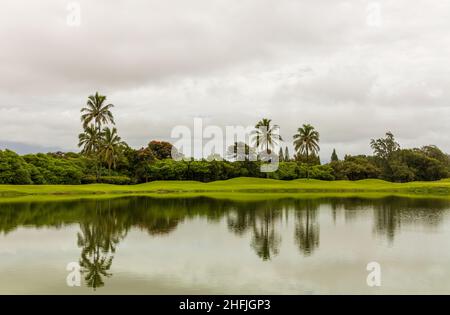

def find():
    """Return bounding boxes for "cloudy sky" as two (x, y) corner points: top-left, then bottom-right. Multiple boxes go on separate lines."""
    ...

(1, 0), (450, 161)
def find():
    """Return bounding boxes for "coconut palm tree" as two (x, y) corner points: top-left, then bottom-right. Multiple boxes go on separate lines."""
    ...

(293, 124), (320, 163)
(78, 124), (104, 179)
(81, 92), (115, 129)
(78, 124), (102, 156)
(253, 118), (283, 154)
(293, 124), (320, 178)
(99, 127), (126, 174)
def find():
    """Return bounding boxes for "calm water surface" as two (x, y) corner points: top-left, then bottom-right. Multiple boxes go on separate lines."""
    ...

(1, 196), (450, 294)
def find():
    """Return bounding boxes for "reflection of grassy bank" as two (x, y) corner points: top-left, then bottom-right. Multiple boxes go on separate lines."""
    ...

(3, 191), (450, 204)
(1, 177), (450, 201)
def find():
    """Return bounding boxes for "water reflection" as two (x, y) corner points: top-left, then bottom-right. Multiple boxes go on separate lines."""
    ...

(0, 195), (448, 290)
(251, 209), (282, 260)
(295, 208), (319, 256)
(77, 202), (128, 289)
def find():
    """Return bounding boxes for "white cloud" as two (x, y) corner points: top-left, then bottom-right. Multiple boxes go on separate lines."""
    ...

(1, 0), (450, 161)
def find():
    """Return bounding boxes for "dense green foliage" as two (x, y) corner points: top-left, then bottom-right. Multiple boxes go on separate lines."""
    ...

(0, 150), (32, 184)
(2, 143), (448, 184)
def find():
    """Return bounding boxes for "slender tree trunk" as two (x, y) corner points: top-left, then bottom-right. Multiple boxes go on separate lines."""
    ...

(306, 148), (309, 179)
(95, 155), (100, 182)
(306, 210), (310, 243)
(265, 142), (269, 178)
(96, 121), (101, 182)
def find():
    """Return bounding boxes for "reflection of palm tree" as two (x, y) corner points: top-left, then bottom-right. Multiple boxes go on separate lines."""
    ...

(77, 223), (115, 290)
(76, 202), (128, 290)
(79, 244), (113, 289)
(295, 208), (320, 256)
(251, 209), (281, 261)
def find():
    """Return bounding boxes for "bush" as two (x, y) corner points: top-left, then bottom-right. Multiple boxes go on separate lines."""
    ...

(148, 159), (189, 180)
(269, 162), (299, 180)
(387, 149), (449, 182)
(23, 153), (84, 184)
(310, 165), (335, 180)
(81, 175), (133, 185)
(330, 156), (381, 180)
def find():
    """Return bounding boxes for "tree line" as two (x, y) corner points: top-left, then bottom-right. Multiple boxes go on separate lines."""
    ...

(1, 92), (449, 184)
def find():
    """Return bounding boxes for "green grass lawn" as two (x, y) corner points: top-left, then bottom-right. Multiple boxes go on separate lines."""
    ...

(2, 177), (450, 200)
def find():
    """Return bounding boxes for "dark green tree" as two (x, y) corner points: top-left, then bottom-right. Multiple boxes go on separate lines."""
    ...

(331, 148), (339, 162)
(284, 146), (290, 161)
(370, 131), (400, 160)
(278, 147), (284, 162)
(148, 140), (177, 160)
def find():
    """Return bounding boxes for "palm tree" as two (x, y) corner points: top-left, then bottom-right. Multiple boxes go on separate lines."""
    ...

(78, 124), (103, 179)
(293, 124), (320, 178)
(293, 124), (320, 163)
(81, 92), (115, 129)
(99, 127), (126, 174)
(78, 124), (102, 156)
(253, 118), (283, 154)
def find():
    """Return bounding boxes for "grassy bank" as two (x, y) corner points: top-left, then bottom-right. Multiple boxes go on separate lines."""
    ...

(1, 177), (450, 199)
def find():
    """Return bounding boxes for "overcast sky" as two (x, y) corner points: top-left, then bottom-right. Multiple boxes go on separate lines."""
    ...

(1, 0), (450, 160)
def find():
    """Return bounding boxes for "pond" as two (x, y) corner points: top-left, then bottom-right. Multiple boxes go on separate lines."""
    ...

(0, 196), (449, 294)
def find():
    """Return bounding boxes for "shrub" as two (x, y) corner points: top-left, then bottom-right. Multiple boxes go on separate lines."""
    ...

(23, 153), (84, 184)
(81, 175), (133, 185)
(310, 165), (335, 180)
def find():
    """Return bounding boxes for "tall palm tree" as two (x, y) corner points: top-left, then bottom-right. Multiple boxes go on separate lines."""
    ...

(99, 127), (126, 174)
(293, 124), (320, 163)
(78, 124), (103, 179)
(253, 118), (283, 153)
(81, 92), (115, 129)
(293, 124), (320, 178)
(78, 124), (102, 156)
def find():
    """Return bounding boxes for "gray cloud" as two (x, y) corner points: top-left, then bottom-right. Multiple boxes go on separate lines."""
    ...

(1, 0), (450, 160)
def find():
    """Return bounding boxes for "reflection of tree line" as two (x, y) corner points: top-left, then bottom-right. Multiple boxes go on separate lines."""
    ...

(0, 196), (448, 288)
(371, 197), (446, 243)
(226, 199), (321, 260)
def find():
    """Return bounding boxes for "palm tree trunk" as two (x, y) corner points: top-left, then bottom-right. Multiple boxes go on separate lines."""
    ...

(265, 142), (269, 178)
(306, 148), (309, 179)
(95, 155), (100, 182)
